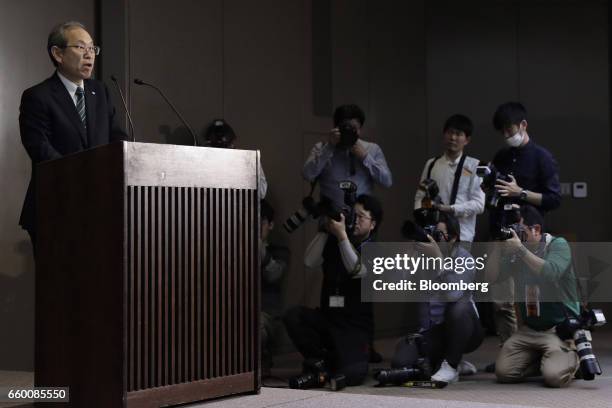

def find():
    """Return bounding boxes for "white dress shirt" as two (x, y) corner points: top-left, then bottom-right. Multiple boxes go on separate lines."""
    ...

(414, 153), (485, 242)
(57, 71), (84, 106)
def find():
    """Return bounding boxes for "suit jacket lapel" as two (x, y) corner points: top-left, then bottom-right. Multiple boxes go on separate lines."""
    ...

(84, 80), (97, 146)
(50, 73), (88, 148)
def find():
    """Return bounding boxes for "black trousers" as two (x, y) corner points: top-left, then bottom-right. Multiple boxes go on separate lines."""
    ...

(392, 300), (484, 372)
(283, 306), (369, 386)
(426, 300), (484, 370)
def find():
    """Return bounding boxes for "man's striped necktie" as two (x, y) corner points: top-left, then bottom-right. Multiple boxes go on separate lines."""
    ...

(75, 86), (87, 129)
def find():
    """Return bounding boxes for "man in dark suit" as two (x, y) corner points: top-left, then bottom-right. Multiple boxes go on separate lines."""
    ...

(19, 21), (127, 247)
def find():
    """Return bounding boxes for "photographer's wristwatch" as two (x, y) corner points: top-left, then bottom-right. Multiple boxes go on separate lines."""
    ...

(519, 190), (528, 201)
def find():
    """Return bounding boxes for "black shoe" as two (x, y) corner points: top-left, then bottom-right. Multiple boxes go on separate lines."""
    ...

(485, 362), (495, 373)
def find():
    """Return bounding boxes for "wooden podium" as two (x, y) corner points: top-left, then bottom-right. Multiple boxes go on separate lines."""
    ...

(35, 141), (261, 407)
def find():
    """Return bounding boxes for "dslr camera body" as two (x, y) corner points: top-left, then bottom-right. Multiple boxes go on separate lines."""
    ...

(337, 120), (359, 149)
(283, 181), (358, 234)
(494, 203), (527, 241)
(289, 358), (346, 391)
(476, 164), (513, 209)
(375, 333), (432, 386)
(402, 179), (445, 242)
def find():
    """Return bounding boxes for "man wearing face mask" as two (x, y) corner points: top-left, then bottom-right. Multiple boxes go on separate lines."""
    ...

(487, 102), (561, 371)
(491, 102), (561, 219)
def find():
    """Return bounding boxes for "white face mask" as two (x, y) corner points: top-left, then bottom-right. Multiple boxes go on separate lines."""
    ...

(505, 131), (524, 147)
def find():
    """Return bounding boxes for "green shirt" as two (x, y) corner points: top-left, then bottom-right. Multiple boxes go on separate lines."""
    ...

(499, 235), (580, 331)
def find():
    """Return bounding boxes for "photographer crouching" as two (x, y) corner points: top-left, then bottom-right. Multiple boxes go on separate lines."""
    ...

(485, 204), (598, 388)
(379, 213), (484, 386)
(283, 195), (383, 388)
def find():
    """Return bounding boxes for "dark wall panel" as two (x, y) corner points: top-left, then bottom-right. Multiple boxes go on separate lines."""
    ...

(0, 0), (95, 370)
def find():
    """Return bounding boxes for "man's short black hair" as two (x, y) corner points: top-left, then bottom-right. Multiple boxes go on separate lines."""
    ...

(493, 102), (528, 131)
(356, 194), (382, 233)
(333, 104), (365, 127)
(520, 204), (544, 232)
(204, 119), (236, 148)
(443, 114), (473, 137)
(261, 199), (274, 223)
(438, 212), (461, 241)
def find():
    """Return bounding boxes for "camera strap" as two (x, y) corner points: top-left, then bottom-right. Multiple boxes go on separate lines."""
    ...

(349, 152), (356, 176)
(544, 236), (585, 317)
(308, 179), (318, 198)
(426, 154), (467, 205)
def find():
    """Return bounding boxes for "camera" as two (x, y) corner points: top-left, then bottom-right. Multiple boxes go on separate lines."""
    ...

(494, 203), (527, 241)
(337, 120), (359, 149)
(283, 181), (358, 234)
(402, 179), (444, 242)
(401, 220), (445, 243)
(289, 358), (328, 389)
(476, 164), (513, 209)
(375, 333), (432, 386)
(556, 308), (606, 381)
(374, 359), (431, 386)
(288, 358), (347, 391)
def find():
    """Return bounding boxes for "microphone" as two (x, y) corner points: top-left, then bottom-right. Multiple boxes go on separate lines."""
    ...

(110, 75), (136, 142)
(133, 78), (198, 146)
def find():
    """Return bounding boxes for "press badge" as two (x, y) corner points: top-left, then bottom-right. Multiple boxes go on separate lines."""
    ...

(329, 295), (345, 308)
(525, 284), (540, 317)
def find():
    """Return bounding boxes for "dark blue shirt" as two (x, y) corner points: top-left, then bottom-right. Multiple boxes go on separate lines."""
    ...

(492, 140), (561, 212)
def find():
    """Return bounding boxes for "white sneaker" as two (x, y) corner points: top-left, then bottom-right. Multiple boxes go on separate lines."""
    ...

(457, 360), (477, 376)
(431, 360), (459, 384)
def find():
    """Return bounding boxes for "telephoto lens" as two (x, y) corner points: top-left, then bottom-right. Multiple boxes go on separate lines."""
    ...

(288, 359), (328, 389)
(573, 329), (602, 380)
(289, 372), (323, 389)
(374, 367), (426, 386)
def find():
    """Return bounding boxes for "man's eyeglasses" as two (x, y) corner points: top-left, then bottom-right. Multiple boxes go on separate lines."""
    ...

(62, 44), (101, 55)
(355, 213), (372, 221)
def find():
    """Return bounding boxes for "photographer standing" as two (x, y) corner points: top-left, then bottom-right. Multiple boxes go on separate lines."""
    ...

(414, 114), (485, 242)
(204, 119), (268, 198)
(491, 102), (561, 214)
(488, 102), (562, 363)
(283, 195), (383, 386)
(303, 104), (392, 209)
(486, 205), (580, 388)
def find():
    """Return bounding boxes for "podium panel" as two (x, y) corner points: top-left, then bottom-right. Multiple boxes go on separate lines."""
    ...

(35, 142), (261, 407)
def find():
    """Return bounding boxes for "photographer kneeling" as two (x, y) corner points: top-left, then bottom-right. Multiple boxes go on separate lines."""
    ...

(393, 213), (484, 384)
(486, 205), (580, 388)
(283, 194), (382, 387)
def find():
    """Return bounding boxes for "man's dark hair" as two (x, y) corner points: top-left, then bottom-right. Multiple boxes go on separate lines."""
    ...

(204, 119), (236, 148)
(438, 212), (461, 241)
(47, 21), (86, 67)
(355, 194), (382, 233)
(520, 204), (545, 232)
(493, 102), (528, 131)
(443, 114), (473, 137)
(261, 199), (274, 223)
(333, 104), (365, 127)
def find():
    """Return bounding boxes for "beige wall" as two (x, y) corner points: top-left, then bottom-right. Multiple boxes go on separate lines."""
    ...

(0, 0), (609, 368)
